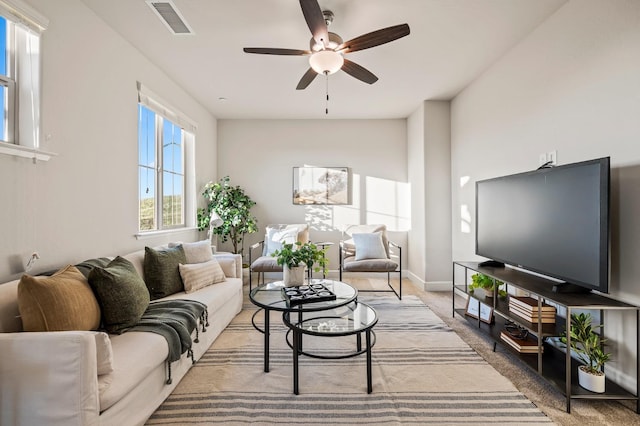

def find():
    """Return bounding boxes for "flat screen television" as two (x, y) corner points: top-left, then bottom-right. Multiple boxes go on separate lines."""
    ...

(475, 157), (610, 293)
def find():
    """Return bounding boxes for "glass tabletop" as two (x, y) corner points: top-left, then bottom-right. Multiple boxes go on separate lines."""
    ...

(286, 302), (378, 336)
(249, 279), (357, 312)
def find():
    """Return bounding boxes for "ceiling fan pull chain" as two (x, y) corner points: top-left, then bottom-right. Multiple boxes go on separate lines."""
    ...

(325, 72), (329, 115)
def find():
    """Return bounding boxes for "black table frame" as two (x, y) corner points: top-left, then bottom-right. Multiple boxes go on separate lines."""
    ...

(249, 280), (358, 373)
(282, 303), (378, 394)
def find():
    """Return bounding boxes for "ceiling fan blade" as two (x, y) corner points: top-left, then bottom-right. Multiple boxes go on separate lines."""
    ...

(338, 23), (410, 54)
(243, 47), (310, 56)
(341, 59), (378, 85)
(296, 68), (318, 90)
(299, 0), (329, 47)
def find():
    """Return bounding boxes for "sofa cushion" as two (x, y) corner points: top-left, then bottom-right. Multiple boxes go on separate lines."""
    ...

(169, 240), (213, 264)
(353, 231), (389, 260)
(178, 258), (226, 293)
(17, 265), (101, 332)
(143, 246), (187, 300)
(88, 256), (150, 334)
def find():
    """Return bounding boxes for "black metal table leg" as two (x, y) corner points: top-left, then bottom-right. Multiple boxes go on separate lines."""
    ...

(293, 327), (299, 395)
(366, 329), (373, 393)
(356, 332), (362, 352)
(264, 308), (270, 373)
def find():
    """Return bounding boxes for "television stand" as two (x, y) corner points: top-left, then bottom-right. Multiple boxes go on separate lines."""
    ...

(552, 282), (592, 294)
(452, 261), (640, 414)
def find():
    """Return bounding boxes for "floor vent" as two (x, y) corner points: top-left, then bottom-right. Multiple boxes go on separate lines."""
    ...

(146, 0), (193, 35)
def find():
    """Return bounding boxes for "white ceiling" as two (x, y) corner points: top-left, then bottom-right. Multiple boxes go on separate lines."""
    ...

(80, 0), (566, 119)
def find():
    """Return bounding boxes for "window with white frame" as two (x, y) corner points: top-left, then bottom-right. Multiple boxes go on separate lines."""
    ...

(0, 0), (46, 152)
(137, 83), (196, 233)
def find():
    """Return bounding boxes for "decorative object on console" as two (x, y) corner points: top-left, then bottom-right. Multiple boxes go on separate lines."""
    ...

(272, 241), (328, 287)
(508, 296), (556, 324)
(560, 312), (611, 393)
(197, 176), (258, 256)
(293, 166), (349, 205)
(469, 273), (506, 299)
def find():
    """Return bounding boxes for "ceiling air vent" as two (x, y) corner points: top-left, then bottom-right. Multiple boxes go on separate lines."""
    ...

(146, 0), (194, 35)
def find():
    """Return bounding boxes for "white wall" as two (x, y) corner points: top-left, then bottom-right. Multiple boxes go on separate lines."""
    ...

(451, 0), (640, 391)
(408, 101), (452, 289)
(217, 119), (408, 270)
(0, 0), (217, 281)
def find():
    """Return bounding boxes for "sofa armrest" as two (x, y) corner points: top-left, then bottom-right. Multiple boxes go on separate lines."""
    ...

(0, 331), (100, 426)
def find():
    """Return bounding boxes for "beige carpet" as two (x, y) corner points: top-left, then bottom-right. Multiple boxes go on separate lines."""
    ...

(147, 282), (553, 425)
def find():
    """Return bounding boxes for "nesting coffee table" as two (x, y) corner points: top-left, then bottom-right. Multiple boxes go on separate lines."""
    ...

(249, 279), (378, 394)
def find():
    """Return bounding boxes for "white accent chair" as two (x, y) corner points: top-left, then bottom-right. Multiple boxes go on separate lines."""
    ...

(339, 224), (402, 299)
(248, 224), (310, 290)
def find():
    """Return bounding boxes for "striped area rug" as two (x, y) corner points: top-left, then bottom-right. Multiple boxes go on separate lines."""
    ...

(147, 295), (552, 425)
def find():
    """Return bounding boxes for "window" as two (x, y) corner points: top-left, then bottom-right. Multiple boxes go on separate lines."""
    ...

(138, 104), (186, 231)
(0, 0), (48, 160)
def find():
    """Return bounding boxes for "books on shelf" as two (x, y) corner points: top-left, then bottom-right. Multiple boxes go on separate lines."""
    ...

(500, 330), (544, 354)
(509, 296), (556, 324)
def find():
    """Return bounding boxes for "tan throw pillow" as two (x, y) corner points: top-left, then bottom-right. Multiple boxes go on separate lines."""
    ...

(178, 258), (226, 293)
(169, 240), (213, 264)
(17, 265), (101, 332)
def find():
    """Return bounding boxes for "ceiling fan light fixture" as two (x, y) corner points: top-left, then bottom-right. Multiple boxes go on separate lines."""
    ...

(309, 50), (344, 75)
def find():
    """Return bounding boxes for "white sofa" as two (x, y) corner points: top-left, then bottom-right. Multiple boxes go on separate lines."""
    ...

(0, 249), (244, 426)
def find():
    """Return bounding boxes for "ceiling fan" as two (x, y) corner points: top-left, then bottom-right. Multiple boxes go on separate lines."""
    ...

(243, 0), (410, 90)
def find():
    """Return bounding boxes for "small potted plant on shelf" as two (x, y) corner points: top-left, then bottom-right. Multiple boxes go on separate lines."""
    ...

(469, 273), (507, 299)
(560, 312), (611, 393)
(272, 242), (328, 287)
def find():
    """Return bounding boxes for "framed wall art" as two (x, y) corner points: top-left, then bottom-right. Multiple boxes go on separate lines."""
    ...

(293, 166), (350, 205)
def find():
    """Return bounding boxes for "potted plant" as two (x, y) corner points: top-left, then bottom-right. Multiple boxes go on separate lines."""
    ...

(197, 176), (258, 259)
(560, 312), (611, 393)
(272, 242), (328, 286)
(469, 273), (507, 299)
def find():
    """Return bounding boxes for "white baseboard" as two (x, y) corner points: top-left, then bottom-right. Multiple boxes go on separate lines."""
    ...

(406, 271), (451, 292)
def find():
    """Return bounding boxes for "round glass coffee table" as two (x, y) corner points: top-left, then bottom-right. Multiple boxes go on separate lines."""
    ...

(283, 302), (378, 394)
(249, 279), (358, 372)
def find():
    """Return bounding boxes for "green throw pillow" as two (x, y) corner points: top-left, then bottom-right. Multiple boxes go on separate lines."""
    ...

(88, 256), (150, 334)
(143, 245), (187, 300)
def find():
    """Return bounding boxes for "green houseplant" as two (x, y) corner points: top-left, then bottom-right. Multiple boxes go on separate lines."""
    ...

(272, 242), (328, 286)
(197, 176), (258, 256)
(560, 312), (611, 393)
(469, 273), (506, 299)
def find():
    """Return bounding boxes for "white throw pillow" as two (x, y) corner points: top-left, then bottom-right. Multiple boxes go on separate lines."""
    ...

(169, 240), (213, 264)
(179, 258), (226, 293)
(91, 331), (114, 376)
(353, 232), (388, 260)
(264, 227), (298, 256)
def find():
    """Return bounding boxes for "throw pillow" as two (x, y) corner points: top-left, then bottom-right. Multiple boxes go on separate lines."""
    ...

(215, 256), (237, 278)
(178, 258), (226, 293)
(168, 240), (213, 264)
(88, 256), (150, 334)
(91, 331), (114, 375)
(17, 265), (102, 332)
(263, 227), (299, 256)
(143, 245), (187, 300)
(353, 232), (389, 261)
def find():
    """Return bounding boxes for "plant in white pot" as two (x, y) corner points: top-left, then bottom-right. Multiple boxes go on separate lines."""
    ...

(272, 242), (328, 287)
(469, 273), (507, 299)
(561, 312), (611, 393)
